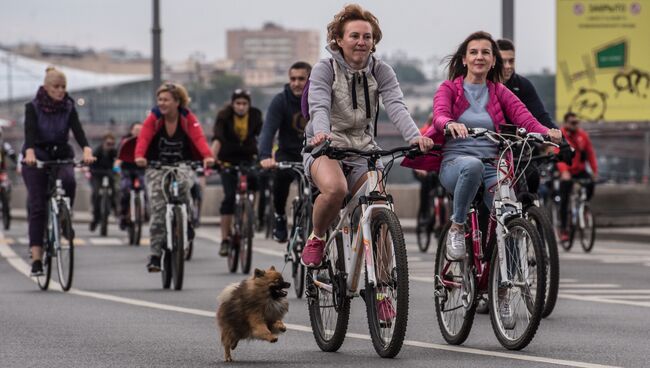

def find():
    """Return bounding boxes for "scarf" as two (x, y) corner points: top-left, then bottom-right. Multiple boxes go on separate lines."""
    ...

(34, 86), (71, 114)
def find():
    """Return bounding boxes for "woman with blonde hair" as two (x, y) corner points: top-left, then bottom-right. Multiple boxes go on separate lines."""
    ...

(134, 82), (214, 272)
(22, 66), (96, 276)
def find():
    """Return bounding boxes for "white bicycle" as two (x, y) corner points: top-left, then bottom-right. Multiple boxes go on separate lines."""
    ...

(304, 140), (430, 358)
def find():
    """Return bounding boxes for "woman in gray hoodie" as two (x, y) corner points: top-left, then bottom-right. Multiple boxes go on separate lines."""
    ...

(301, 4), (433, 276)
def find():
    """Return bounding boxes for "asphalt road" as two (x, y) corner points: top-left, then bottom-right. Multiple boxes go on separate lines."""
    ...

(1, 220), (648, 368)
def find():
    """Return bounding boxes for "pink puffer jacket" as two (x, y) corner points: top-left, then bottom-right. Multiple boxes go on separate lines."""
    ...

(402, 76), (549, 172)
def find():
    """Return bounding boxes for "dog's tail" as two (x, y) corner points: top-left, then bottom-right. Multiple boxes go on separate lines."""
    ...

(217, 282), (240, 305)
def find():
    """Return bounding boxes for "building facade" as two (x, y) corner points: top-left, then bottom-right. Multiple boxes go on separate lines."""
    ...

(227, 23), (319, 86)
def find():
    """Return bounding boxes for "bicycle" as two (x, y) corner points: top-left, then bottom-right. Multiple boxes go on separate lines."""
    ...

(220, 163), (258, 274)
(415, 172), (450, 253)
(561, 177), (597, 252)
(0, 169), (12, 230)
(33, 159), (81, 292)
(304, 140), (427, 358)
(124, 171), (146, 246)
(261, 172), (274, 238)
(187, 168), (204, 260)
(149, 160), (201, 290)
(433, 127), (548, 350)
(275, 161), (311, 299)
(92, 169), (115, 237)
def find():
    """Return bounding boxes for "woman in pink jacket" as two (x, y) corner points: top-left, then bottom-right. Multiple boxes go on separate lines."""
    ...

(416, 31), (562, 261)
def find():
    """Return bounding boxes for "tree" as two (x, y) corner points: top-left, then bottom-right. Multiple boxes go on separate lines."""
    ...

(392, 62), (427, 85)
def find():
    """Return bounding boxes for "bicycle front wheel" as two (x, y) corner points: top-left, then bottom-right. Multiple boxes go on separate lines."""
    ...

(1, 189), (10, 230)
(100, 192), (109, 236)
(434, 223), (476, 345)
(525, 206), (559, 319)
(240, 199), (254, 274)
(56, 204), (74, 291)
(365, 209), (409, 358)
(307, 232), (350, 352)
(580, 205), (596, 253)
(415, 211), (432, 253)
(36, 242), (53, 291)
(488, 217), (545, 350)
(171, 207), (185, 290)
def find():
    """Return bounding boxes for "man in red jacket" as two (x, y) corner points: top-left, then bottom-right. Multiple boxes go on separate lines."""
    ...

(557, 112), (598, 241)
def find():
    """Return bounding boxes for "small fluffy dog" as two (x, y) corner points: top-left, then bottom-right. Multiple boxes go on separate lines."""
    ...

(216, 266), (291, 362)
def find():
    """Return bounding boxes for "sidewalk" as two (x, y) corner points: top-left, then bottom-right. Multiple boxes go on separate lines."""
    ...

(12, 209), (649, 243)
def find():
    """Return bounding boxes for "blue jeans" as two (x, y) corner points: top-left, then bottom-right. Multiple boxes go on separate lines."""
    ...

(439, 156), (498, 224)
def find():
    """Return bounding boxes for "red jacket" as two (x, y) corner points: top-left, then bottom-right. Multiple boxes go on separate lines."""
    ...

(402, 77), (549, 172)
(557, 127), (598, 176)
(134, 107), (213, 161)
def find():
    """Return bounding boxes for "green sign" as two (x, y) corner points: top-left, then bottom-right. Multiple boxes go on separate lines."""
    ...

(596, 41), (626, 68)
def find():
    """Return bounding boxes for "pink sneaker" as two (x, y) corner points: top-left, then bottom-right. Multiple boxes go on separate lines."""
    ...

(301, 237), (326, 267)
(376, 296), (396, 322)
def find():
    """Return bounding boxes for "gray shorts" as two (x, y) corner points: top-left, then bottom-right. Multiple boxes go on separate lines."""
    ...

(303, 152), (384, 191)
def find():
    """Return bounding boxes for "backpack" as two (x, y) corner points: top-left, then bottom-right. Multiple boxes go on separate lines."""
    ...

(301, 56), (380, 137)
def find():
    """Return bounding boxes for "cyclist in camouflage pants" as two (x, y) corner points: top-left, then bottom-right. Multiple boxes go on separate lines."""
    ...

(134, 83), (214, 272)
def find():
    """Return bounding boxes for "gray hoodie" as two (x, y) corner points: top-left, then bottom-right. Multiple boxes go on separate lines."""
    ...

(306, 46), (420, 149)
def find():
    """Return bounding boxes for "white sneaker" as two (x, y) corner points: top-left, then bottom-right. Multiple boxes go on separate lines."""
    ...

(446, 227), (466, 260)
(499, 298), (516, 330)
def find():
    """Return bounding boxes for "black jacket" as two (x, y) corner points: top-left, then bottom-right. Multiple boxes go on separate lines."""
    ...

(258, 84), (307, 161)
(504, 73), (557, 129)
(213, 105), (263, 164)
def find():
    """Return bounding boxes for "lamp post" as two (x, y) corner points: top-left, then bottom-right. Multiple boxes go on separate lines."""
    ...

(152, 0), (161, 102)
(502, 0), (514, 41)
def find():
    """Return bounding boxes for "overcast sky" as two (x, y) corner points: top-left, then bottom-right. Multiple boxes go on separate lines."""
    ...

(1, 0), (556, 75)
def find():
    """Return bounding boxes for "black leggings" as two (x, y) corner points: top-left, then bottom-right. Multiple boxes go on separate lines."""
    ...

(220, 170), (258, 215)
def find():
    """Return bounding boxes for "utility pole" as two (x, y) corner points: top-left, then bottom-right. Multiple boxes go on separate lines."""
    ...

(502, 0), (514, 41)
(152, 0), (162, 102)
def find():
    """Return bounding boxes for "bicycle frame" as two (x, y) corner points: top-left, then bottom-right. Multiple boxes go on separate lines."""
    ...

(160, 167), (189, 253)
(316, 168), (392, 296)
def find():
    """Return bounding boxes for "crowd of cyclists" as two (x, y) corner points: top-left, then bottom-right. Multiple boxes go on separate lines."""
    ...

(10, 2), (601, 357)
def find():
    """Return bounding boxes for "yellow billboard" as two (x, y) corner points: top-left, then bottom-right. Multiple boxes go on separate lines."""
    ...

(556, 0), (650, 122)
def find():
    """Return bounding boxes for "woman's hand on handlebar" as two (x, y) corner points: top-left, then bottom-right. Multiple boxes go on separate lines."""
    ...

(410, 136), (434, 153)
(24, 148), (37, 166)
(135, 157), (147, 168)
(203, 157), (215, 169)
(260, 158), (276, 170)
(547, 128), (563, 144)
(446, 122), (468, 139)
(310, 132), (330, 146)
(82, 147), (97, 165)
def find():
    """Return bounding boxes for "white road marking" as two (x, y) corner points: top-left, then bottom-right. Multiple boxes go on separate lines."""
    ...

(89, 238), (124, 246)
(559, 284), (619, 288)
(0, 241), (622, 368)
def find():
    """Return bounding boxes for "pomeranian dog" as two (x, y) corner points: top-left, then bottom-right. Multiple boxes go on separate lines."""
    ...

(216, 266), (291, 362)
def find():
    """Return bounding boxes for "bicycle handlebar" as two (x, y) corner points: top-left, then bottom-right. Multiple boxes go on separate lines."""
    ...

(304, 139), (442, 160)
(31, 159), (85, 169)
(147, 160), (205, 170)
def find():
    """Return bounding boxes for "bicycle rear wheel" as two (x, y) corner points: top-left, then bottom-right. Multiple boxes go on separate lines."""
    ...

(580, 205), (596, 253)
(365, 208), (409, 358)
(525, 206), (559, 319)
(307, 232), (350, 352)
(56, 204), (74, 291)
(129, 195), (143, 246)
(434, 222), (476, 345)
(240, 199), (254, 274)
(293, 200), (311, 298)
(488, 217), (545, 350)
(171, 207), (185, 290)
